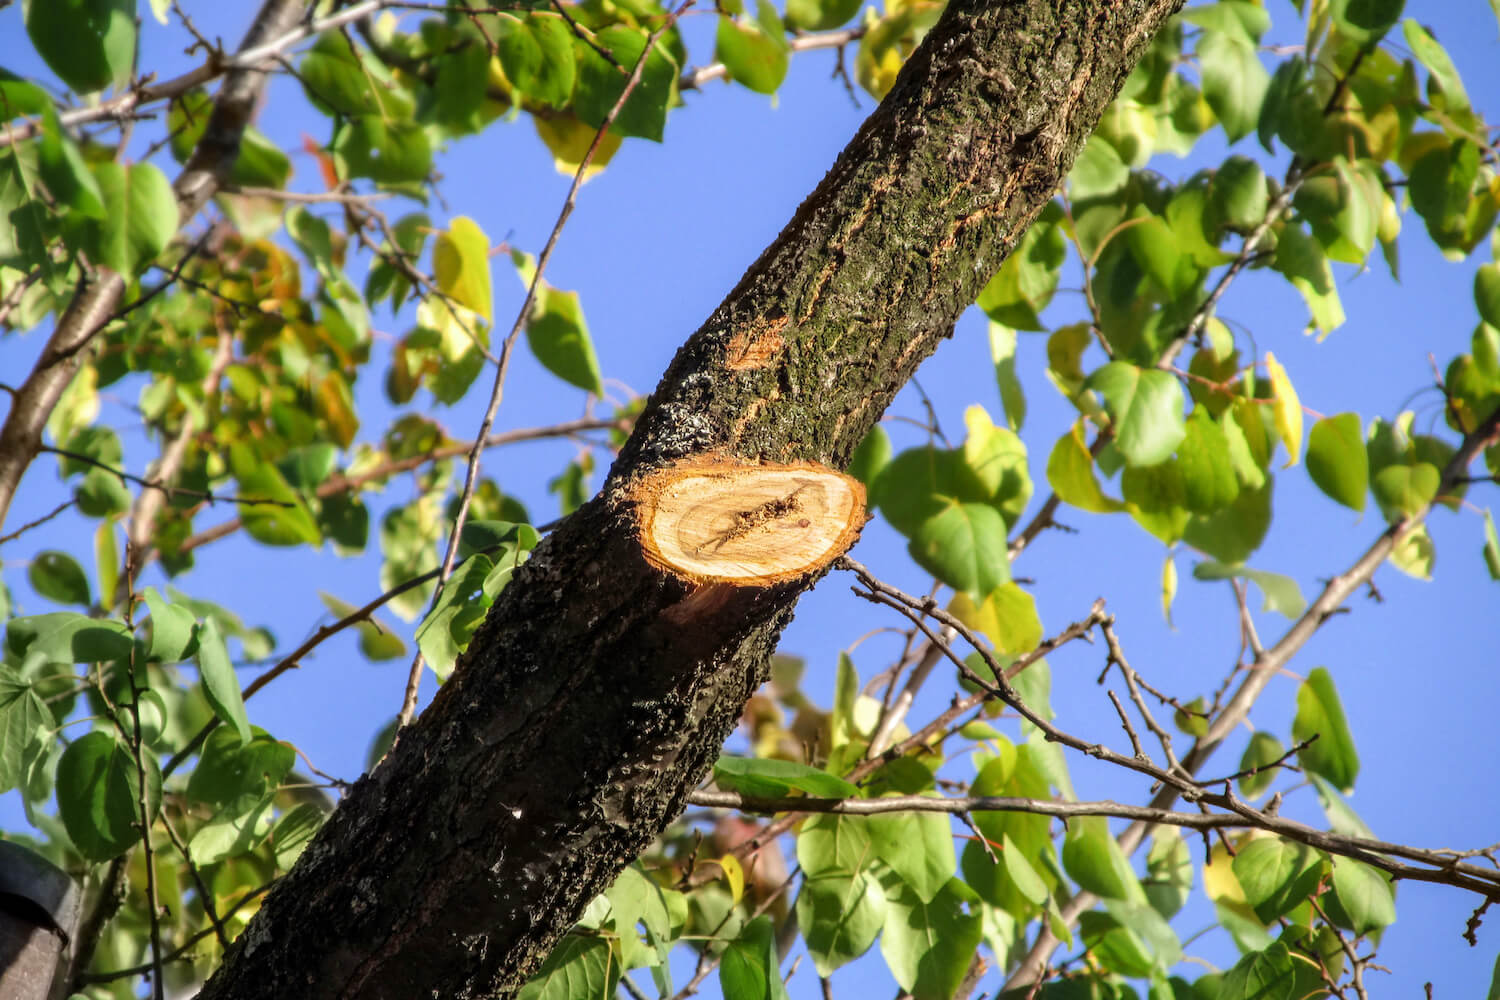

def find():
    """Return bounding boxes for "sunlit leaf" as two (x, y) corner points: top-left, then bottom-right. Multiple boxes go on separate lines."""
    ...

(1293, 667), (1360, 793)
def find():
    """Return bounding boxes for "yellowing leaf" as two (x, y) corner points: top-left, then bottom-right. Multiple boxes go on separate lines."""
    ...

(948, 583), (1041, 655)
(1264, 352), (1302, 467)
(533, 114), (622, 181)
(719, 853), (746, 904)
(433, 216), (493, 323)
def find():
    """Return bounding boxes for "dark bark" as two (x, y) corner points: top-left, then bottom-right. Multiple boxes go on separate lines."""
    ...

(196, 1), (1182, 997)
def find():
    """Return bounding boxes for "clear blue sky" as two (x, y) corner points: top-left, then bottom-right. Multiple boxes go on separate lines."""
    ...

(3, 3), (1499, 997)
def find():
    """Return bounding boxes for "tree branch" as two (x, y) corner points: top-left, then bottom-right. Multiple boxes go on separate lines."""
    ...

(685, 789), (1500, 899)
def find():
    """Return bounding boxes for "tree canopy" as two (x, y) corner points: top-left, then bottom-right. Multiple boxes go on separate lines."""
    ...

(2, 0), (1500, 998)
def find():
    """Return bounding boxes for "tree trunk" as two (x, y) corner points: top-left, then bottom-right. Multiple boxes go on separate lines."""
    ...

(197, 1), (1181, 996)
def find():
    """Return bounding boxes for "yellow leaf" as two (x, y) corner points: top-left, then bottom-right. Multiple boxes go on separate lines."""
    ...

(1265, 351), (1302, 467)
(949, 583), (1042, 655)
(432, 216), (493, 323)
(719, 853), (745, 904)
(533, 115), (622, 182)
(1161, 551), (1177, 628)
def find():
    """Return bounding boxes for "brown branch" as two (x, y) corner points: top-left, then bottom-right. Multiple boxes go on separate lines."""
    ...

(170, 417), (624, 558)
(686, 789), (1500, 898)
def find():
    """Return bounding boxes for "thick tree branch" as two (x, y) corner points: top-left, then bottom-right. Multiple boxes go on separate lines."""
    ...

(194, 2), (1184, 997)
(0, 0), (309, 532)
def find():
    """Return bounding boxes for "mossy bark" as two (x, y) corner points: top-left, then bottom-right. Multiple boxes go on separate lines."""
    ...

(197, 1), (1182, 997)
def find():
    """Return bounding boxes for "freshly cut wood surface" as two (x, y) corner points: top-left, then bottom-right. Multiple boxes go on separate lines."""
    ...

(633, 458), (866, 585)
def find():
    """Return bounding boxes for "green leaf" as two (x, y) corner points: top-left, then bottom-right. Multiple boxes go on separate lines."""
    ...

(0, 69), (51, 119)
(1293, 666), (1360, 793)
(23, 0), (135, 94)
(1145, 830), (1193, 918)
(79, 161), (178, 276)
(186, 727), (293, 806)
(715, 3), (789, 95)
(1003, 832), (1050, 905)
(960, 405), (1031, 524)
(978, 213), (1067, 331)
(989, 323), (1028, 431)
(433, 216), (493, 324)
(847, 425), (892, 491)
(1046, 423), (1125, 514)
(868, 806), (957, 904)
(798, 812), (876, 878)
(879, 878), (984, 1000)
(37, 109), (104, 218)
(143, 587), (196, 663)
(1062, 816), (1146, 903)
(0, 666), (53, 795)
(1476, 264), (1500, 330)
(5, 612), (132, 663)
(1219, 942), (1297, 1000)
(1274, 223), (1345, 334)
(949, 582), (1042, 656)
(721, 916), (788, 1000)
(517, 934), (619, 1000)
(1197, 28), (1269, 142)
(74, 467), (131, 518)
(1330, 858), (1396, 935)
(334, 116), (433, 185)
(1184, 479), (1271, 563)
(318, 592), (407, 663)
(1402, 19), (1470, 115)
(415, 554), (495, 680)
(784, 0), (862, 31)
(272, 802), (326, 870)
(714, 756), (857, 799)
(574, 27), (678, 142)
(1079, 911), (1154, 979)
(797, 870), (885, 976)
(28, 550), (91, 606)
(908, 501), (1010, 599)
(230, 445), (322, 547)
(1483, 509), (1500, 581)
(56, 729), (161, 862)
(1237, 731), (1285, 800)
(197, 618), (252, 745)
(1209, 155), (1268, 232)
(1371, 463), (1439, 519)
(1330, 0), (1402, 45)
(512, 250), (605, 395)
(1088, 362), (1187, 467)
(1232, 837), (1323, 923)
(1177, 405), (1239, 513)
(1192, 561), (1307, 618)
(189, 792), (277, 864)
(496, 14), (577, 109)
(1307, 413), (1368, 511)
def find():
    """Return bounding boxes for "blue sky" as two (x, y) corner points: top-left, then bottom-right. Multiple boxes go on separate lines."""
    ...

(3, 2), (1500, 997)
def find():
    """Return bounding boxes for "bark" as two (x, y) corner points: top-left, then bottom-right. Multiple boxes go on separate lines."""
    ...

(195, 1), (1182, 997)
(0, 0), (307, 530)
